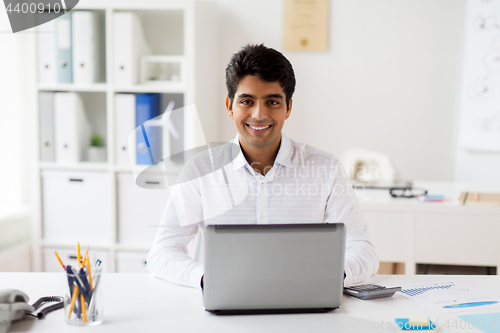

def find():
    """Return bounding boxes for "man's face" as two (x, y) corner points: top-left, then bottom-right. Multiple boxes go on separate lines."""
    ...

(226, 75), (292, 153)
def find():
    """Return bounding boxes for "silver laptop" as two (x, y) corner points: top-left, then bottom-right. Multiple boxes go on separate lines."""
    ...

(203, 223), (346, 314)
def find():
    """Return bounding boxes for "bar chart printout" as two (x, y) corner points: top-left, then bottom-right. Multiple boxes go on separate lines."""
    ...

(399, 281), (500, 313)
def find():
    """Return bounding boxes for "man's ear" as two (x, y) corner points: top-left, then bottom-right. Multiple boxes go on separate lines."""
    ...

(226, 96), (234, 120)
(285, 98), (292, 120)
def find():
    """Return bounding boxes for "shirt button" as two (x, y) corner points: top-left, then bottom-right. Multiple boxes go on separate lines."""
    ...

(260, 213), (265, 218)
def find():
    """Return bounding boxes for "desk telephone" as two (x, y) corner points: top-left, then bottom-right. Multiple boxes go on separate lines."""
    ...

(0, 289), (63, 333)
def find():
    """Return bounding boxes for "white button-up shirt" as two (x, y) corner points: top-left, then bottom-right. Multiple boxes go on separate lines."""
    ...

(147, 133), (379, 288)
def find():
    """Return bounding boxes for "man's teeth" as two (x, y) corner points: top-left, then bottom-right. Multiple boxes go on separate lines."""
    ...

(249, 125), (270, 130)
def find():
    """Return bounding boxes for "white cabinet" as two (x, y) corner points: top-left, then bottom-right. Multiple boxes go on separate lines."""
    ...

(117, 173), (174, 247)
(359, 181), (500, 275)
(42, 170), (112, 244)
(115, 251), (148, 273)
(363, 211), (407, 263)
(414, 213), (499, 266)
(43, 247), (109, 272)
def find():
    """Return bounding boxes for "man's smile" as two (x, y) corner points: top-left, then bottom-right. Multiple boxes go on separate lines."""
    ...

(246, 123), (273, 133)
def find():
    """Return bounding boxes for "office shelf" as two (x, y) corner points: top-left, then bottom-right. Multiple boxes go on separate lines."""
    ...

(39, 162), (111, 171)
(32, 0), (218, 273)
(113, 165), (182, 174)
(37, 83), (109, 92)
(41, 240), (113, 251)
(38, 163), (183, 174)
(113, 84), (186, 94)
(114, 244), (151, 252)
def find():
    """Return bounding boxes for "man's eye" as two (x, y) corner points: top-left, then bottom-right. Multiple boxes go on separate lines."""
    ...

(240, 100), (252, 105)
(268, 100), (280, 105)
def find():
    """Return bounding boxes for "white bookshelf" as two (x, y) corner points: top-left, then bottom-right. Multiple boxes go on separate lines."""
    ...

(32, 0), (218, 272)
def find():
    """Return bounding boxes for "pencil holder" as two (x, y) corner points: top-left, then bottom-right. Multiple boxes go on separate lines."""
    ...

(63, 267), (103, 326)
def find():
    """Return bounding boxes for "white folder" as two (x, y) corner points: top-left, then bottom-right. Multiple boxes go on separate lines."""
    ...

(39, 92), (55, 162)
(115, 94), (136, 166)
(54, 92), (91, 163)
(37, 19), (57, 84)
(113, 12), (150, 85)
(72, 11), (104, 84)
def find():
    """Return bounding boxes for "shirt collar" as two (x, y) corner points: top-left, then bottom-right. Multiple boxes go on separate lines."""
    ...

(231, 134), (247, 171)
(274, 132), (292, 167)
(231, 132), (292, 171)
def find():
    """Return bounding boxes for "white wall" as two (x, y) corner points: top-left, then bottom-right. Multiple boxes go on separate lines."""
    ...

(455, 149), (500, 182)
(213, 0), (467, 181)
(0, 9), (35, 209)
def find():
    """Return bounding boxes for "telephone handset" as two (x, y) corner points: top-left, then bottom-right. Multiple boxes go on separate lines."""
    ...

(0, 289), (34, 333)
(0, 289), (64, 333)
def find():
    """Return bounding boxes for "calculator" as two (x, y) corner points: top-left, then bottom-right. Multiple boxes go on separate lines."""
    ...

(343, 284), (402, 300)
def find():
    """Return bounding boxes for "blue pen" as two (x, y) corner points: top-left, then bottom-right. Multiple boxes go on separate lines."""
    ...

(76, 295), (81, 319)
(70, 267), (91, 304)
(78, 267), (93, 299)
(66, 265), (79, 315)
(444, 301), (499, 308)
(65, 265), (74, 296)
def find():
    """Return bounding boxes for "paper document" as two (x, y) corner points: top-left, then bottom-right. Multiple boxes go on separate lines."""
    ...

(459, 313), (500, 333)
(399, 281), (499, 313)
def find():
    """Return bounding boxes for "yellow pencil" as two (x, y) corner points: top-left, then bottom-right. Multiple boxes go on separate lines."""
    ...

(77, 243), (81, 268)
(82, 246), (89, 269)
(54, 251), (65, 269)
(68, 286), (79, 319)
(81, 294), (87, 322)
(86, 257), (94, 291)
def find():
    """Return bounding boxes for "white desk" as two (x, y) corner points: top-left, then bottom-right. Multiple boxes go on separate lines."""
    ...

(357, 181), (500, 274)
(2, 273), (500, 332)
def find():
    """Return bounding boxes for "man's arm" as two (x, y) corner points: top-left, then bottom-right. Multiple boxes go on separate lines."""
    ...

(146, 196), (205, 289)
(324, 158), (379, 286)
(147, 163), (205, 289)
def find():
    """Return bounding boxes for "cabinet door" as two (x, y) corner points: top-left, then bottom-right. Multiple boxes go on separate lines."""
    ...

(415, 213), (499, 266)
(42, 170), (111, 243)
(116, 251), (148, 273)
(363, 211), (407, 263)
(117, 173), (174, 247)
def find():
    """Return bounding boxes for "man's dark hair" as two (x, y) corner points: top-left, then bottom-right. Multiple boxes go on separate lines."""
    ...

(225, 44), (296, 109)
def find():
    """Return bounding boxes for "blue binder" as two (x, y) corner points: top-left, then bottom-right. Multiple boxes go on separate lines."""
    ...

(56, 13), (73, 83)
(136, 93), (162, 165)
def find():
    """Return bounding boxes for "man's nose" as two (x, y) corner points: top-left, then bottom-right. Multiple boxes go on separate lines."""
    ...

(252, 101), (268, 120)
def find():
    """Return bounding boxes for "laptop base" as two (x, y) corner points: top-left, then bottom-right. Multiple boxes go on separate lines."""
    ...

(206, 307), (338, 315)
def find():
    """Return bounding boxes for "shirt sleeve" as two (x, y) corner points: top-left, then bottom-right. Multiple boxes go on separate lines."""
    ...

(323, 157), (379, 286)
(146, 162), (205, 289)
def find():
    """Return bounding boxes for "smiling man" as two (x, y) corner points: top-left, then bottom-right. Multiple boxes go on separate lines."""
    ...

(147, 44), (379, 289)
